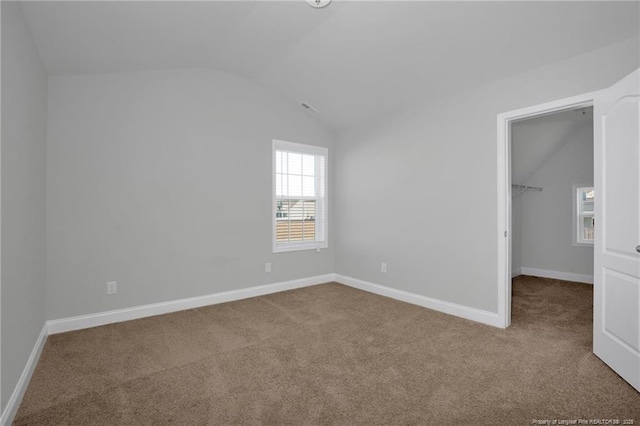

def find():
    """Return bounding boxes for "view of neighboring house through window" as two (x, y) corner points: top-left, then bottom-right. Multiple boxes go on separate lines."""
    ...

(273, 140), (327, 252)
(576, 186), (594, 245)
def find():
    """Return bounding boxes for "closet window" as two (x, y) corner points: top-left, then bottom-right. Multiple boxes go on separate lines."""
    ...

(575, 186), (594, 246)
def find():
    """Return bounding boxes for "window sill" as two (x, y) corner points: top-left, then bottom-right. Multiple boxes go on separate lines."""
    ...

(273, 243), (327, 253)
(573, 242), (594, 248)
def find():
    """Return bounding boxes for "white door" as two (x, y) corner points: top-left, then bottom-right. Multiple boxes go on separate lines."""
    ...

(594, 68), (640, 392)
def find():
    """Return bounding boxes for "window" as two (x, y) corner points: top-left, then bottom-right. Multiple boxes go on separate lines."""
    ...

(575, 186), (594, 245)
(273, 140), (327, 252)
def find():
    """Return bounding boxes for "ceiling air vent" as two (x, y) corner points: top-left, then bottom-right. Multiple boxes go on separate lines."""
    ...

(301, 102), (319, 114)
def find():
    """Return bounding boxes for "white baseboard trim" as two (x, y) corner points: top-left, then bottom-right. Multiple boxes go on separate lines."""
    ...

(519, 267), (593, 284)
(334, 274), (502, 328)
(1, 323), (49, 426)
(2, 272), (509, 424)
(48, 273), (336, 335)
(511, 268), (522, 278)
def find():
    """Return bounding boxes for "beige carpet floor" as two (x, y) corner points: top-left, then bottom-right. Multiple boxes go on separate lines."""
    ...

(14, 277), (640, 425)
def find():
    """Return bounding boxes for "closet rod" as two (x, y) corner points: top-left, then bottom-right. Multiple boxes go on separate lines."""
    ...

(512, 184), (542, 192)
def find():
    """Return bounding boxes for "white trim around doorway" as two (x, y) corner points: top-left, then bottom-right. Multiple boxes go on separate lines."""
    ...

(496, 90), (601, 328)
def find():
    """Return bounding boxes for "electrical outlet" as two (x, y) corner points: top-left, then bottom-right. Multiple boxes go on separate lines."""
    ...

(381, 263), (387, 273)
(265, 262), (272, 273)
(107, 281), (117, 295)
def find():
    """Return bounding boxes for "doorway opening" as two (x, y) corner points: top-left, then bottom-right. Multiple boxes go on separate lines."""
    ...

(511, 107), (594, 280)
(496, 91), (600, 328)
(510, 107), (594, 327)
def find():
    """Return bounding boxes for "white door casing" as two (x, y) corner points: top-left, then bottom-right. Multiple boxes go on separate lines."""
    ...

(497, 92), (598, 329)
(593, 68), (640, 393)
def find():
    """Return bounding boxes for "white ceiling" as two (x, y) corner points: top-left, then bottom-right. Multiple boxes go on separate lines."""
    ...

(20, 1), (639, 130)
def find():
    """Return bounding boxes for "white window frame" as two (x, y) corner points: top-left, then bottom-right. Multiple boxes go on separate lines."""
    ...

(272, 139), (328, 253)
(573, 184), (594, 247)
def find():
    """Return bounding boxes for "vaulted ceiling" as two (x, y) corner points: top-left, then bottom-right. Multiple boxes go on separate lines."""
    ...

(20, 1), (639, 130)
(511, 107), (593, 185)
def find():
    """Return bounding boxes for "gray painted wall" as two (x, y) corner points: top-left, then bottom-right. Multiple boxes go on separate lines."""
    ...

(334, 38), (638, 313)
(46, 69), (335, 320)
(1, 1), (48, 412)
(511, 196), (523, 274)
(515, 122), (594, 276)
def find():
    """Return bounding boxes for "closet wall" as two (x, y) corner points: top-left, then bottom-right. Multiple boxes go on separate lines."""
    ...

(511, 109), (594, 281)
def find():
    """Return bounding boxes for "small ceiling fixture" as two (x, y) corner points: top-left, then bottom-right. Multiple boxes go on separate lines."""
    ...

(305, 0), (331, 9)
(301, 102), (320, 114)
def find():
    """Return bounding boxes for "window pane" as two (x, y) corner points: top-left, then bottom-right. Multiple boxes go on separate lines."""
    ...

(288, 153), (302, 175)
(275, 200), (287, 219)
(276, 224), (288, 242)
(276, 174), (282, 197)
(278, 174), (289, 197)
(276, 151), (282, 174)
(583, 216), (595, 241)
(583, 216), (594, 227)
(275, 200), (290, 242)
(302, 176), (315, 197)
(303, 200), (315, 220)
(288, 200), (301, 220)
(289, 175), (302, 197)
(316, 156), (325, 197)
(275, 199), (316, 243)
(302, 154), (315, 176)
(580, 188), (594, 212)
